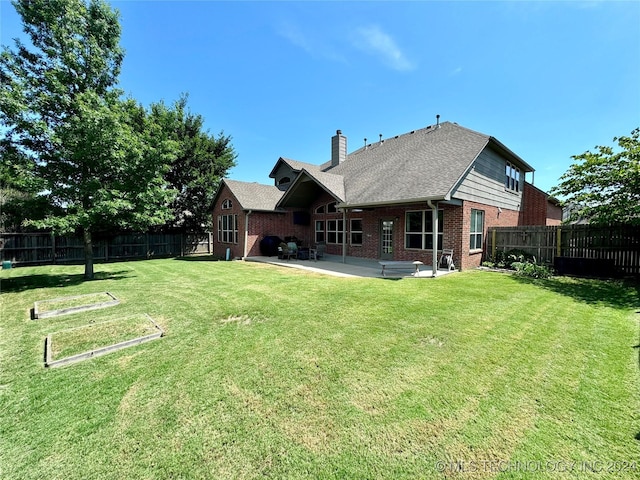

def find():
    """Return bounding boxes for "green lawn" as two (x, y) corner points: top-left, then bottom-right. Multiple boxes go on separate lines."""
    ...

(1, 258), (638, 479)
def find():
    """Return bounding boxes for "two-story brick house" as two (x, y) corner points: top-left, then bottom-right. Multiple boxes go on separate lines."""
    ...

(212, 121), (560, 270)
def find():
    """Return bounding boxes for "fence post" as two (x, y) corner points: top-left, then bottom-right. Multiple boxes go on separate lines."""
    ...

(556, 227), (562, 258)
(51, 233), (56, 265)
(491, 229), (496, 259)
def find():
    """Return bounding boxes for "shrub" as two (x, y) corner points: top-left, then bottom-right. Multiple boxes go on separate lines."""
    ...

(489, 249), (535, 269)
(512, 261), (555, 279)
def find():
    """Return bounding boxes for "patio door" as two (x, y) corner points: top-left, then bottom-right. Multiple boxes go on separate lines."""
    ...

(380, 219), (394, 260)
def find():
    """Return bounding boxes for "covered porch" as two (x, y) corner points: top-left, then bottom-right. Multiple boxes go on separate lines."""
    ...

(244, 254), (457, 279)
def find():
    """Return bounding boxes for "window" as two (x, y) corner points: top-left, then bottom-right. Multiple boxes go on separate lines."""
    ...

(222, 199), (232, 209)
(505, 162), (520, 192)
(315, 220), (325, 243)
(327, 202), (337, 213)
(405, 210), (443, 250)
(470, 209), (484, 250)
(315, 205), (325, 214)
(218, 214), (238, 243)
(278, 176), (291, 187)
(327, 219), (344, 244)
(350, 219), (363, 245)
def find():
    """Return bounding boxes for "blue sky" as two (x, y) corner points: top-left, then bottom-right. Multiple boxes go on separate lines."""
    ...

(2, 1), (639, 194)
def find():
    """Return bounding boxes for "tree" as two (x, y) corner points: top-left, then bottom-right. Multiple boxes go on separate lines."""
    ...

(0, 0), (177, 278)
(151, 96), (236, 233)
(551, 128), (640, 225)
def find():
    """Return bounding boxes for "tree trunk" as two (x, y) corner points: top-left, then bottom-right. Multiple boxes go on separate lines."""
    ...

(83, 228), (94, 280)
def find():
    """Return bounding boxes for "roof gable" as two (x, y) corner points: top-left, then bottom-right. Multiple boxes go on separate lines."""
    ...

(216, 179), (284, 211)
(268, 157), (322, 179)
(277, 169), (345, 208)
(323, 122), (533, 207)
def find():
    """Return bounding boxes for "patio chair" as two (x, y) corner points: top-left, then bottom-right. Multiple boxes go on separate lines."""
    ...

(278, 242), (298, 260)
(439, 249), (455, 270)
(310, 242), (325, 261)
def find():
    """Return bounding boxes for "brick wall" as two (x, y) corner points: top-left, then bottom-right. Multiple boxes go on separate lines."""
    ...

(460, 200), (520, 270)
(214, 183), (524, 270)
(520, 182), (562, 226)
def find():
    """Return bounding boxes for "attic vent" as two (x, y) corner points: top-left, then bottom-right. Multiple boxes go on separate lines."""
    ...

(410, 130), (415, 134)
(394, 135), (398, 139)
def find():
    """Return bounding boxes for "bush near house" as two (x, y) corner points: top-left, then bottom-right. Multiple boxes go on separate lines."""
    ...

(483, 249), (555, 279)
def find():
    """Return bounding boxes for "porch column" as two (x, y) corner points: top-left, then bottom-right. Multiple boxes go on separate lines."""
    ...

(243, 210), (252, 258)
(427, 200), (438, 277)
(342, 208), (347, 264)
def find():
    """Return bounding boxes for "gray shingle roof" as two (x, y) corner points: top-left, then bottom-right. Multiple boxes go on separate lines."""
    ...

(300, 169), (345, 201)
(327, 122), (492, 206)
(223, 179), (283, 211)
(269, 157), (322, 178)
(222, 121), (534, 211)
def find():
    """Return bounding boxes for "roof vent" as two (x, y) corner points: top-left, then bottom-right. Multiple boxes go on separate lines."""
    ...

(436, 114), (440, 127)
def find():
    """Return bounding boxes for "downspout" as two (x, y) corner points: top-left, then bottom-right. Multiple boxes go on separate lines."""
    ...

(427, 200), (438, 277)
(243, 210), (252, 259)
(342, 208), (347, 264)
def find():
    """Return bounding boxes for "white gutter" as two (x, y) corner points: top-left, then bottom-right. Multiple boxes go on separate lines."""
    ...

(243, 210), (252, 259)
(427, 200), (438, 277)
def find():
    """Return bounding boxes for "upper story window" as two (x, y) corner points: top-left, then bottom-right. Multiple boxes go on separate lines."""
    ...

(315, 205), (325, 214)
(327, 202), (338, 213)
(505, 162), (520, 192)
(278, 177), (291, 187)
(222, 199), (233, 209)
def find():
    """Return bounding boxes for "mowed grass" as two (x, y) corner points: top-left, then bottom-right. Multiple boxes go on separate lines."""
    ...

(49, 314), (161, 361)
(35, 291), (116, 316)
(0, 258), (638, 479)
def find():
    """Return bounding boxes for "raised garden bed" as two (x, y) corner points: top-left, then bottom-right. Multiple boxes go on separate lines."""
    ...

(44, 314), (164, 368)
(33, 292), (119, 319)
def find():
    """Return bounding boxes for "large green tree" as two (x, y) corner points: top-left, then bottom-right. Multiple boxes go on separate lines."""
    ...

(0, 0), (177, 278)
(551, 128), (640, 225)
(151, 96), (236, 233)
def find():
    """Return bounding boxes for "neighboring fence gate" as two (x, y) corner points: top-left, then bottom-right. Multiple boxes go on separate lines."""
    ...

(0, 232), (213, 266)
(487, 224), (640, 278)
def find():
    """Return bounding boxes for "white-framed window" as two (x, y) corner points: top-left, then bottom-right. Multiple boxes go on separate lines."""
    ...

(405, 210), (443, 250)
(218, 214), (238, 243)
(505, 162), (520, 192)
(327, 202), (338, 213)
(222, 199), (232, 209)
(327, 219), (344, 244)
(315, 205), (325, 214)
(470, 209), (484, 250)
(315, 220), (325, 243)
(350, 219), (363, 245)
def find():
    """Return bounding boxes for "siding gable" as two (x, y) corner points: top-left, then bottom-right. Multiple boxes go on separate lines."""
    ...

(452, 147), (523, 210)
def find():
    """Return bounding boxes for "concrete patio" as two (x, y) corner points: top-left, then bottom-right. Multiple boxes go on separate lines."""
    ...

(244, 254), (457, 279)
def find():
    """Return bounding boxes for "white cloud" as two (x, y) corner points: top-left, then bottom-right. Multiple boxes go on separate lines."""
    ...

(353, 25), (415, 72)
(276, 20), (347, 64)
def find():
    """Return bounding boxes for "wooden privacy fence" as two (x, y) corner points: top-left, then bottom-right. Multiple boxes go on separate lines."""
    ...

(0, 232), (213, 266)
(487, 224), (640, 277)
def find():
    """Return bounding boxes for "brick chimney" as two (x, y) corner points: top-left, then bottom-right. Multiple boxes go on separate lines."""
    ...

(331, 129), (346, 167)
